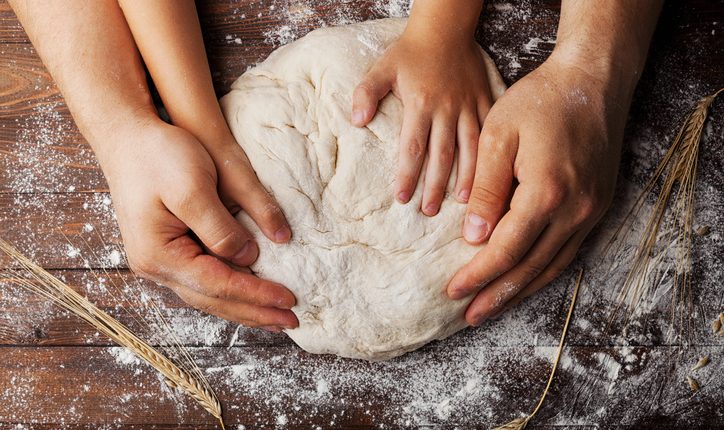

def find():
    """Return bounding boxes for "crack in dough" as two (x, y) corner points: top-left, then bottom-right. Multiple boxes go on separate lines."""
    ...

(221, 18), (507, 360)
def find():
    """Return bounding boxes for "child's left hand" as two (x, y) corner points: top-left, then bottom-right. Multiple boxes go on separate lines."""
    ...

(351, 16), (492, 216)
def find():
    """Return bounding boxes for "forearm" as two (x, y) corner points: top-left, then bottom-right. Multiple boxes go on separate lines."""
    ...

(552, 0), (663, 92)
(118, 0), (232, 150)
(8, 0), (156, 163)
(405, 0), (483, 44)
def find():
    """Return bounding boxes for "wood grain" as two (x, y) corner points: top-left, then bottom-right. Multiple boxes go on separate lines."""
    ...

(1, 0), (723, 428)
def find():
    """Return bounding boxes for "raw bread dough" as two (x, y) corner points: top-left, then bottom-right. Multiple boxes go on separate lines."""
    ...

(221, 18), (506, 360)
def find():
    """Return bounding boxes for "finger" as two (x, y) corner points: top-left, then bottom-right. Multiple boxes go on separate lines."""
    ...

(463, 224), (576, 325)
(224, 152), (292, 244)
(395, 107), (431, 203)
(507, 230), (588, 307)
(421, 113), (457, 216)
(447, 187), (549, 299)
(166, 177), (259, 267)
(462, 124), (518, 244)
(453, 109), (481, 203)
(477, 95), (492, 127)
(352, 63), (394, 127)
(158, 235), (297, 310)
(172, 281), (298, 329)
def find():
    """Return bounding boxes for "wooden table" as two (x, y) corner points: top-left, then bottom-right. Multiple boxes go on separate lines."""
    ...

(1, 1), (722, 428)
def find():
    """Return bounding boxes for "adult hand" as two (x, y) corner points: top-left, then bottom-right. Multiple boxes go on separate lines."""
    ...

(101, 120), (299, 331)
(446, 54), (634, 325)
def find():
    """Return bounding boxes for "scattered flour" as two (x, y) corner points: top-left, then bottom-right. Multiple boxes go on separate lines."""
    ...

(1, 0), (721, 428)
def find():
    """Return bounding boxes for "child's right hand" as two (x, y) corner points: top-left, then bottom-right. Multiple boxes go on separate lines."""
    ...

(100, 119), (299, 332)
(351, 3), (492, 216)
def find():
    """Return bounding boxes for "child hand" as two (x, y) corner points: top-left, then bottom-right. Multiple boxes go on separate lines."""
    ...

(352, 26), (493, 216)
(100, 120), (299, 331)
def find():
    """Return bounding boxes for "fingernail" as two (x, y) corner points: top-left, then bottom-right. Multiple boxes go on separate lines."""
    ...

(232, 240), (256, 265)
(352, 109), (365, 125)
(423, 202), (439, 216)
(276, 296), (294, 309)
(260, 326), (281, 333)
(471, 315), (487, 327)
(458, 189), (470, 202)
(274, 226), (291, 242)
(448, 287), (468, 300)
(397, 191), (410, 203)
(463, 214), (489, 243)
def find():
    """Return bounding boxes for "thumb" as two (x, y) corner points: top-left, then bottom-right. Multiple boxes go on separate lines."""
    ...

(351, 63), (394, 127)
(463, 126), (517, 244)
(169, 180), (258, 267)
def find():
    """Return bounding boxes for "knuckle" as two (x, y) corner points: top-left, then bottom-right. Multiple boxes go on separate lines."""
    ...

(572, 196), (597, 226)
(354, 82), (374, 100)
(462, 128), (480, 149)
(520, 261), (546, 281)
(172, 184), (207, 217)
(207, 228), (243, 258)
(411, 92), (434, 110)
(258, 201), (283, 225)
(195, 301), (218, 316)
(493, 246), (519, 271)
(207, 274), (231, 301)
(437, 143), (455, 167)
(540, 184), (566, 212)
(546, 265), (567, 282)
(469, 184), (506, 210)
(478, 125), (507, 153)
(404, 137), (425, 161)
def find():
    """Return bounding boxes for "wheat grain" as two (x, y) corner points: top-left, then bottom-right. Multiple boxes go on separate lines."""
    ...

(691, 356), (709, 372)
(712, 318), (722, 334)
(687, 376), (699, 392)
(602, 88), (723, 341)
(0, 237), (225, 429)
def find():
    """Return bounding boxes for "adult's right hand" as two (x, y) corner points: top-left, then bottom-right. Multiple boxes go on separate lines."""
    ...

(101, 119), (299, 332)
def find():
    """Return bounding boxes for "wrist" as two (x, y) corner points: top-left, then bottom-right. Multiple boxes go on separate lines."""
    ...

(406, 0), (482, 45)
(86, 112), (164, 172)
(548, 44), (641, 100)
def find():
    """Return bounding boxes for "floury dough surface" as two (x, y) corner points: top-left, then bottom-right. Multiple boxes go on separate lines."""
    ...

(221, 18), (506, 360)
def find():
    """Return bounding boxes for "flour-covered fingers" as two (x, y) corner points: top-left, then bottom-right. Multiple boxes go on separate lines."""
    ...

(421, 114), (457, 216)
(395, 106), (431, 203)
(462, 225), (574, 325)
(506, 230), (588, 310)
(453, 110), (480, 203)
(447, 187), (549, 300)
(171, 282), (299, 329)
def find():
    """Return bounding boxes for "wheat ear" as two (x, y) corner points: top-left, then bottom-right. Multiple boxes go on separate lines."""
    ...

(0, 237), (225, 429)
(492, 269), (583, 430)
(603, 88), (722, 339)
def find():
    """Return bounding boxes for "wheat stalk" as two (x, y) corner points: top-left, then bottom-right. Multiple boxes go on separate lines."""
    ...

(0, 237), (225, 429)
(492, 269), (583, 430)
(603, 88), (722, 340)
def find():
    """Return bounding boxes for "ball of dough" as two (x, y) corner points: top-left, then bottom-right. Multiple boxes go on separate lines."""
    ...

(221, 18), (506, 361)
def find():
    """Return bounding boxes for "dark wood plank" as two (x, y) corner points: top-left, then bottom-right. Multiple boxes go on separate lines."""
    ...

(0, 345), (721, 428)
(0, 193), (121, 269)
(0, 0), (723, 429)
